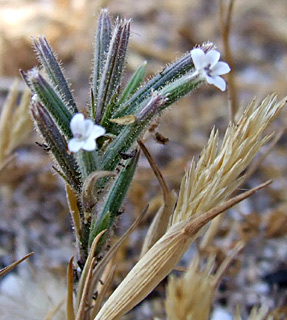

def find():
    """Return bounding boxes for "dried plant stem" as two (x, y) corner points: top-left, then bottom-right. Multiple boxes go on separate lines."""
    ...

(0, 252), (34, 278)
(90, 263), (116, 318)
(67, 257), (75, 320)
(219, 0), (238, 122)
(213, 241), (244, 287)
(45, 299), (65, 320)
(138, 139), (177, 255)
(76, 230), (107, 311)
(137, 139), (169, 197)
(0, 153), (17, 173)
(76, 257), (96, 320)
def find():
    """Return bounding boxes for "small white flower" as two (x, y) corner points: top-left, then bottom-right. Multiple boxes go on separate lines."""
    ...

(190, 48), (231, 91)
(68, 113), (105, 152)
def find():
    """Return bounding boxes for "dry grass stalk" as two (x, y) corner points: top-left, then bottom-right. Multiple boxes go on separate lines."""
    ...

(90, 263), (116, 319)
(93, 181), (269, 320)
(0, 80), (32, 162)
(138, 139), (177, 256)
(0, 153), (17, 173)
(45, 299), (65, 320)
(0, 252), (34, 278)
(76, 257), (96, 320)
(67, 257), (75, 320)
(219, 0), (238, 121)
(171, 94), (285, 225)
(75, 230), (107, 312)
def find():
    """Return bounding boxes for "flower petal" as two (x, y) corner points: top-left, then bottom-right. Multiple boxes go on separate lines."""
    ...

(84, 119), (95, 136)
(68, 138), (83, 152)
(206, 75), (216, 85)
(190, 48), (206, 69)
(212, 76), (226, 91)
(70, 113), (85, 136)
(82, 138), (97, 151)
(206, 50), (220, 68)
(212, 61), (231, 76)
(90, 125), (106, 139)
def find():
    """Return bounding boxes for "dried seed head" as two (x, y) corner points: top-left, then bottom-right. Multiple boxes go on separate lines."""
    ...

(171, 95), (286, 225)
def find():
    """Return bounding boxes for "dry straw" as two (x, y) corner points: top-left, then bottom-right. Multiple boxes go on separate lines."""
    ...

(94, 94), (285, 320)
(0, 80), (32, 163)
(165, 242), (243, 320)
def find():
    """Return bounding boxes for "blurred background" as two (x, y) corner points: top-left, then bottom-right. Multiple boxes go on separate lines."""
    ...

(0, 0), (287, 319)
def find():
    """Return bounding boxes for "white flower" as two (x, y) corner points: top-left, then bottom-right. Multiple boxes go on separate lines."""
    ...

(190, 48), (231, 91)
(68, 113), (105, 152)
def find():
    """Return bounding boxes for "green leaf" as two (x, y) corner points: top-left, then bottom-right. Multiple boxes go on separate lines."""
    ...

(22, 68), (73, 139)
(89, 150), (139, 248)
(101, 92), (167, 172)
(117, 61), (147, 106)
(95, 19), (131, 123)
(76, 150), (99, 181)
(92, 8), (112, 119)
(33, 36), (78, 114)
(31, 100), (81, 193)
(158, 73), (203, 110)
(89, 211), (111, 250)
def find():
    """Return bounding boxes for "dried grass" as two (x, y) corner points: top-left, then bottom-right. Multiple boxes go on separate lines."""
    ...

(171, 95), (285, 225)
(0, 79), (32, 164)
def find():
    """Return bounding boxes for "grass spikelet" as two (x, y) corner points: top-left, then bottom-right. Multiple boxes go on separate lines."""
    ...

(165, 242), (243, 320)
(166, 256), (217, 320)
(171, 94), (286, 225)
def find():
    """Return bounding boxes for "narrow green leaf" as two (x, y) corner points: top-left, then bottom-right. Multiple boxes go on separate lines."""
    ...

(76, 150), (99, 180)
(99, 85), (120, 130)
(117, 61), (147, 106)
(22, 68), (73, 139)
(31, 100), (81, 193)
(110, 71), (203, 137)
(92, 8), (112, 119)
(89, 211), (111, 251)
(89, 150), (139, 247)
(95, 19), (131, 123)
(33, 36), (78, 114)
(158, 72), (203, 110)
